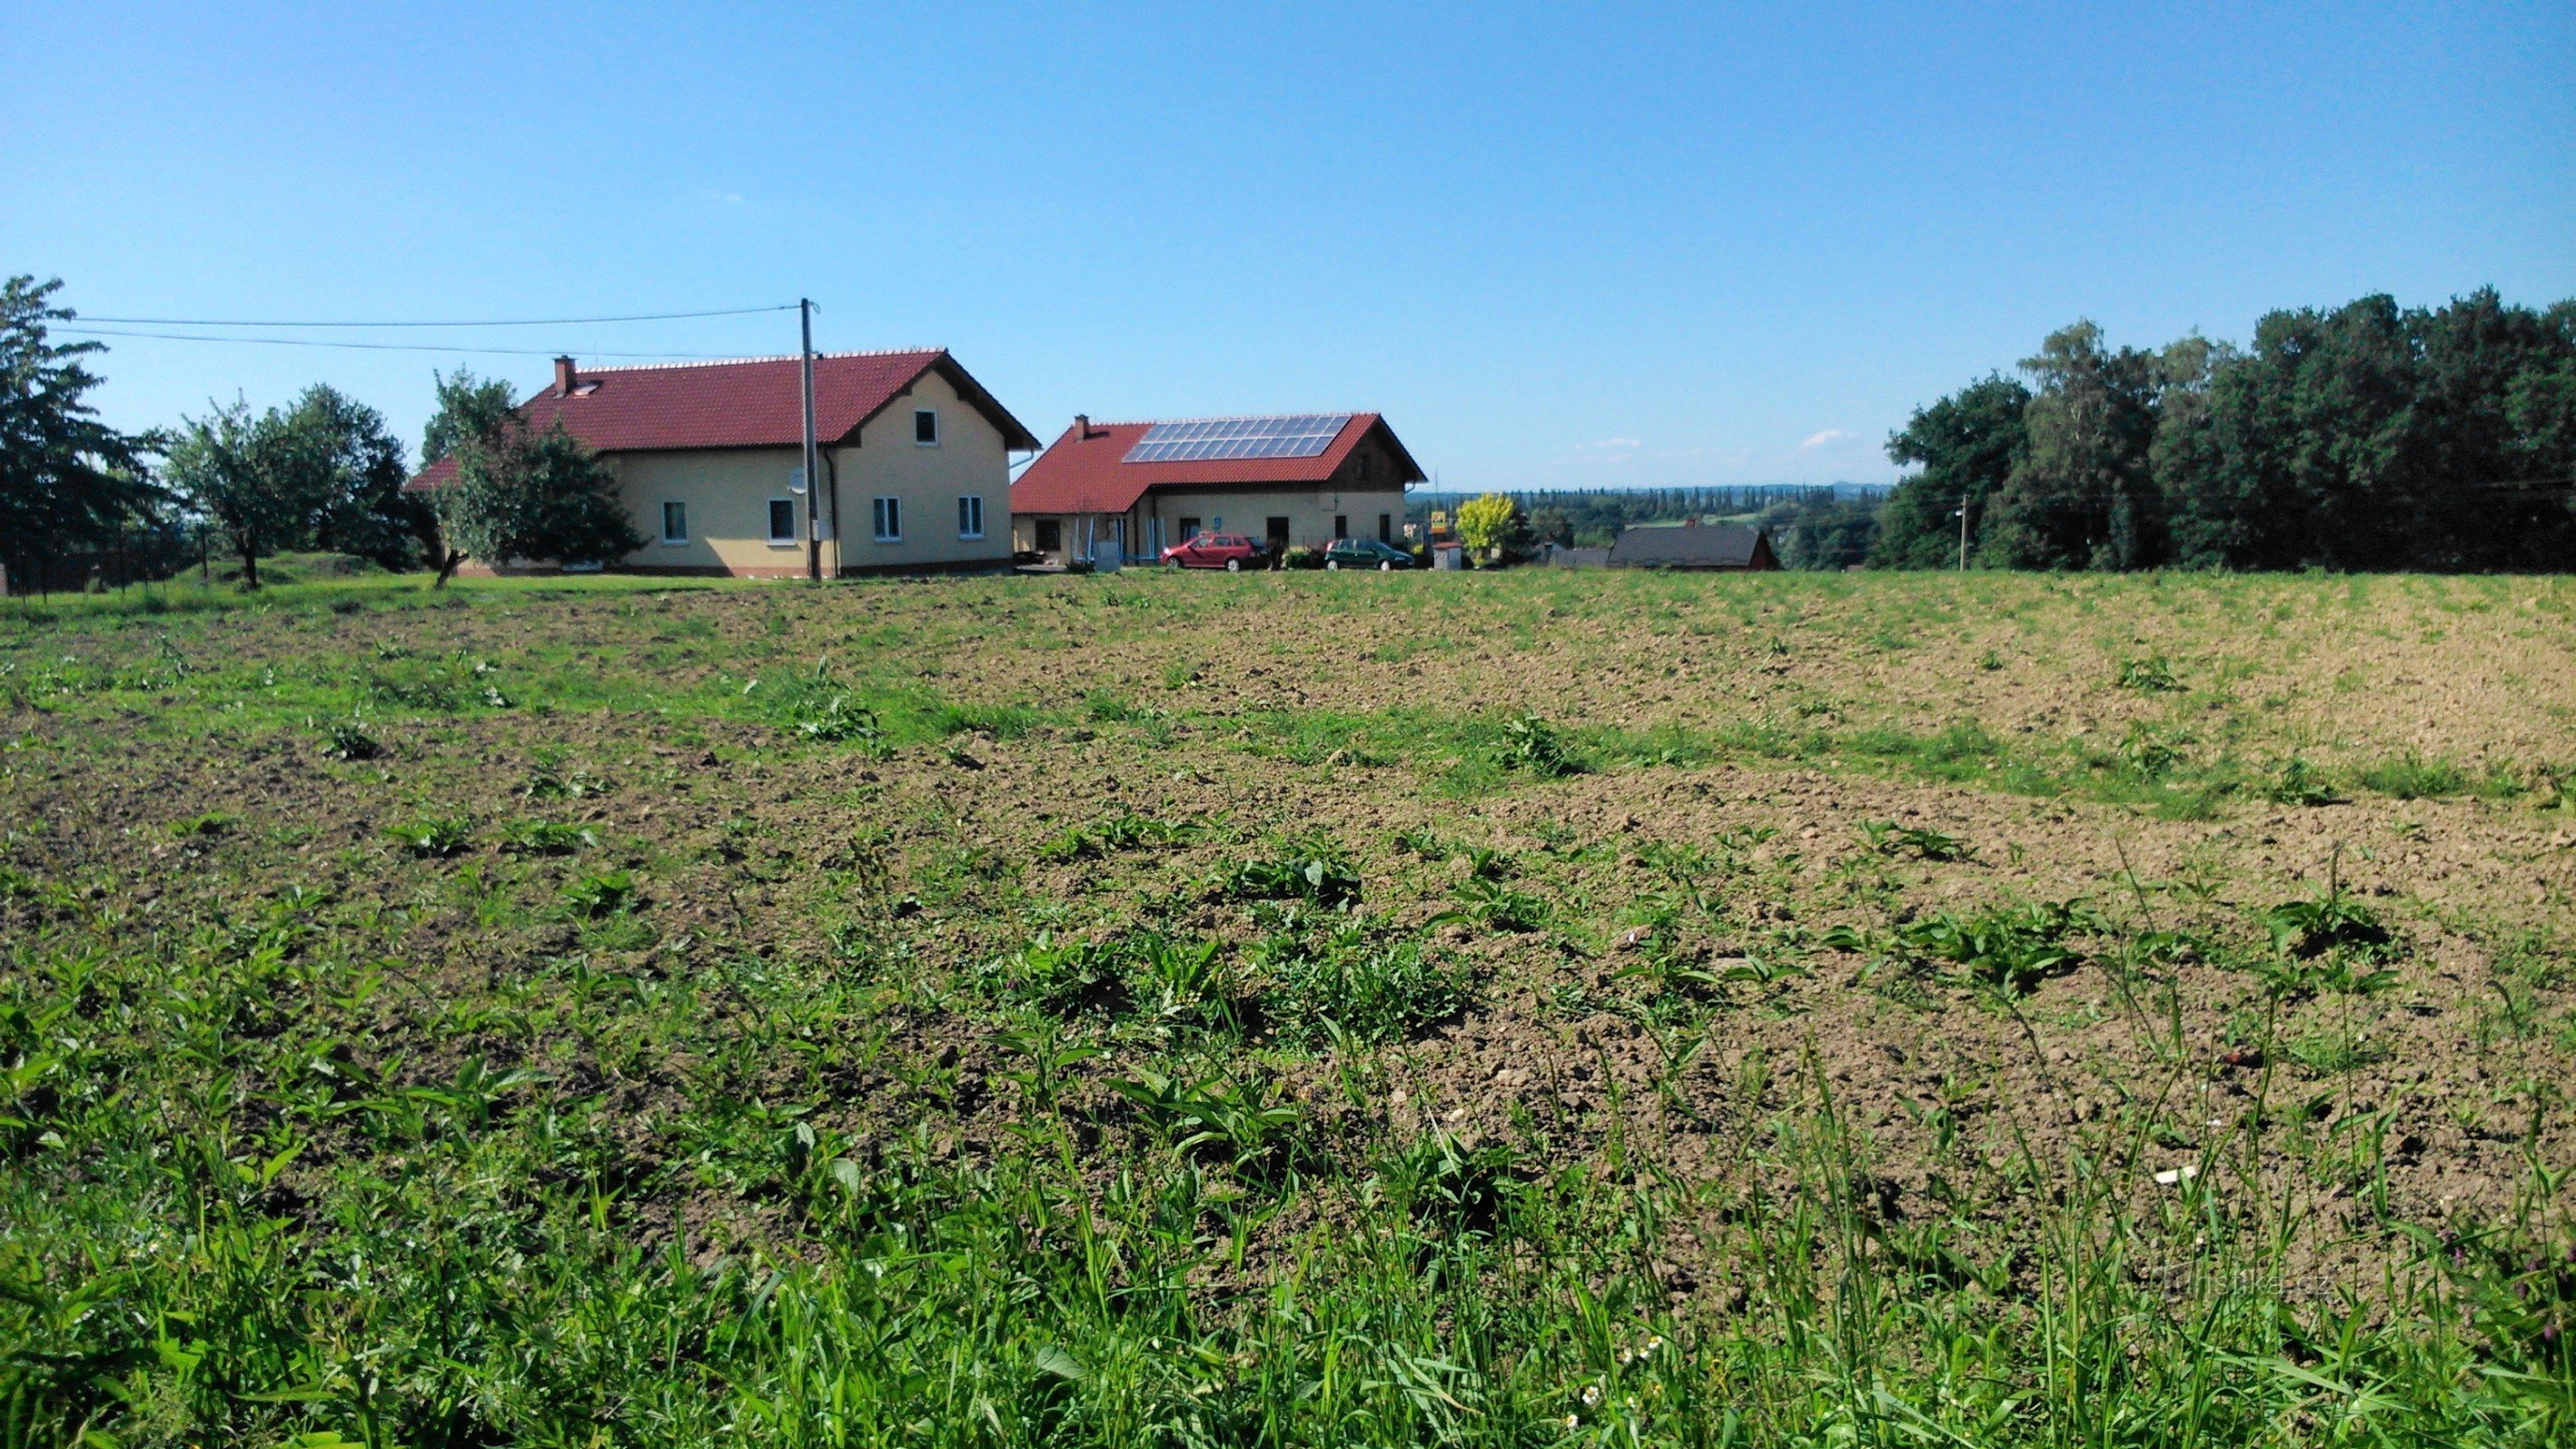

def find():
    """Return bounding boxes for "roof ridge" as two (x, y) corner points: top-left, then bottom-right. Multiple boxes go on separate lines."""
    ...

(1080, 410), (1373, 429)
(576, 347), (946, 376)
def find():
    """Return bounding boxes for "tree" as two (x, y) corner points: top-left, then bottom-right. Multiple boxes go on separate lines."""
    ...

(1871, 374), (2028, 569)
(422, 368), (517, 471)
(1982, 321), (2163, 571)
(285, 385), (421, 570)
(418, 369), (522, 581)
(1455, 493), (1530, 557)
(165, 399), (322, 589)
(0, 275), (158, 591)
(428, 418), (641, 582)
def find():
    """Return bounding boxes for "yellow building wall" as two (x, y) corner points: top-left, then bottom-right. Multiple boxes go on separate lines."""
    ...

(603, 367), (1016, 577)
(614, 447), (812, 576)
(828, 367), (1015, 572)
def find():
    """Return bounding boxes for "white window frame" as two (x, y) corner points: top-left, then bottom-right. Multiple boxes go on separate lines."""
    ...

(660, 501), (688, 546)
(872, 496), (903, 543)
(956, 494), (984, 540)
(766, 498), (798, 547)
(913, 408), (940, 447)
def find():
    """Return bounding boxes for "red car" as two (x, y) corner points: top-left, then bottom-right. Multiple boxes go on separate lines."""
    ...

(1159, 532), (1271, 571)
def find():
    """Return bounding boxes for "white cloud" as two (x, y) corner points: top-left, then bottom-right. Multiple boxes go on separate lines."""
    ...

(1797, 428), (1854, 452)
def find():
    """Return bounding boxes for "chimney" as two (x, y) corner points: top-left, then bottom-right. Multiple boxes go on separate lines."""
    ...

(1075, 413), (1091, 440)
(554, 356), (577, 397)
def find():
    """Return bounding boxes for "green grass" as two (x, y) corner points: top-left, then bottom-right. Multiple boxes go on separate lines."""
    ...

(5, 567), (2574, 1445)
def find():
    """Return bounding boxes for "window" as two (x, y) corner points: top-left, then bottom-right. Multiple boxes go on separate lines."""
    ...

(871, 496), (902, 542)
(660, 502), (688, 545)
(767, 499), (797, 544)
(1379, 513), (1391, 543)
(1178, 517), (1201, 542)
(914, 408), (939, 446)
(1333, 514), (1349, 540)
(957, 494), (984, 539)
(1034, 519), (1062, 552)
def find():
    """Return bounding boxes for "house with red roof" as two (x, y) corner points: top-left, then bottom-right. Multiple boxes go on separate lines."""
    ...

(406, 350), (1037, 577)
(1008, 412), (1426, 567)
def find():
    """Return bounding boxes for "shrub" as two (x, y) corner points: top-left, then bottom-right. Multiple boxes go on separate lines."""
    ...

(1281, 545), (1325, 571)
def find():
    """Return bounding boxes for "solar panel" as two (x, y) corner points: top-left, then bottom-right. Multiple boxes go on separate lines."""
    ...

(1124, 414), (1352, 464)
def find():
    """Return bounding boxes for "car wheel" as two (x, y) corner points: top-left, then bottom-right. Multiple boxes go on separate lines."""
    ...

(1379, 560), (1392, 571)
(1226, 558), (1241, 572)
(1326, 560), (1339, 571)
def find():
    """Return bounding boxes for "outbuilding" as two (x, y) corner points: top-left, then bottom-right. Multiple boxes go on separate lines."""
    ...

(1605, 523), (1780, 571)
(1009, 413), (1426, 567)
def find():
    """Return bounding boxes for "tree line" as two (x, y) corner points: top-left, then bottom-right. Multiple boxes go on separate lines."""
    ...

(1412, 485), (1850, 552)
(1, 274), (635, 593)
(1873, 289), (2576, 571)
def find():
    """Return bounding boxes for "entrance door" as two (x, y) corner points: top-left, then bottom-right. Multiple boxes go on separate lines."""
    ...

(1265, 516), (1290, 552)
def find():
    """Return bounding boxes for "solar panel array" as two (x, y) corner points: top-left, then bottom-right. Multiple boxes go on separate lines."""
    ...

(1123, 414), (1352, 464)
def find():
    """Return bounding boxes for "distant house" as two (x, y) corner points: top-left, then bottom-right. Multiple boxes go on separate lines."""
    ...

(405, 350), (1038, 577)
(1009, 413), (1426, 566)
(1605, 523), (1780, 571)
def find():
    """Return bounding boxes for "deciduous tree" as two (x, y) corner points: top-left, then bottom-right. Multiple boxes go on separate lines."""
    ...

(1871, 374), (2028, 569)
(428, 418), (640, 582)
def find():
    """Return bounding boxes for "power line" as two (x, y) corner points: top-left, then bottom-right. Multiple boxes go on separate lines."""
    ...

(70, 304), (798, 329)
(53, 326), (744, 360)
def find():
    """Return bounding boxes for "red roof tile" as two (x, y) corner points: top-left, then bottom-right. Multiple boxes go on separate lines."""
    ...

(1010, 413), (1422, 516)
(407, 349), (1034, 488)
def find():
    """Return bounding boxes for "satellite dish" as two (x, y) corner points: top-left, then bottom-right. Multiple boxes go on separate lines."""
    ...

(788, 467), (808, 495)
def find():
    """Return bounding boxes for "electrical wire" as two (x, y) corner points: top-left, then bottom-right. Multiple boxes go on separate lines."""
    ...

(53, 327), (746, 360)
(69, 304), (798, 329)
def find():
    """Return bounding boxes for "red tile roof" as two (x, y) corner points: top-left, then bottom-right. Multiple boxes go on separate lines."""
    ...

(406, 349), (1036, 488)
(1010, 413), (1422, 516)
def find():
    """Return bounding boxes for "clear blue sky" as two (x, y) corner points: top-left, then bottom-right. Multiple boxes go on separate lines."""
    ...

(7, 2), (2570, 489)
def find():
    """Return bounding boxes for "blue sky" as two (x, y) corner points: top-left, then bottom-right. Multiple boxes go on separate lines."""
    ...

(7, 2), (2569, 489)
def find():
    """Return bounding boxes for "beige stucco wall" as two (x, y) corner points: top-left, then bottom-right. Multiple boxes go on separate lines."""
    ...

(614, 446), (812, 576)
(828, 367), (1014, 572)
(606, 367), (1015, 576)
(1133, 487), (1408, 557)
(1012, 487), (1406, 565)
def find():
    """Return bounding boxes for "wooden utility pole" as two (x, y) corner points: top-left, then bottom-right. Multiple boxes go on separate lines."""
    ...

(801, 298), (822, 582)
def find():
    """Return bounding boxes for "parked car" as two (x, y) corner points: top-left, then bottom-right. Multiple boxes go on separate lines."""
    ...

(1159, 533), (1271, 571)
(1322, 538), (1414, 571)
